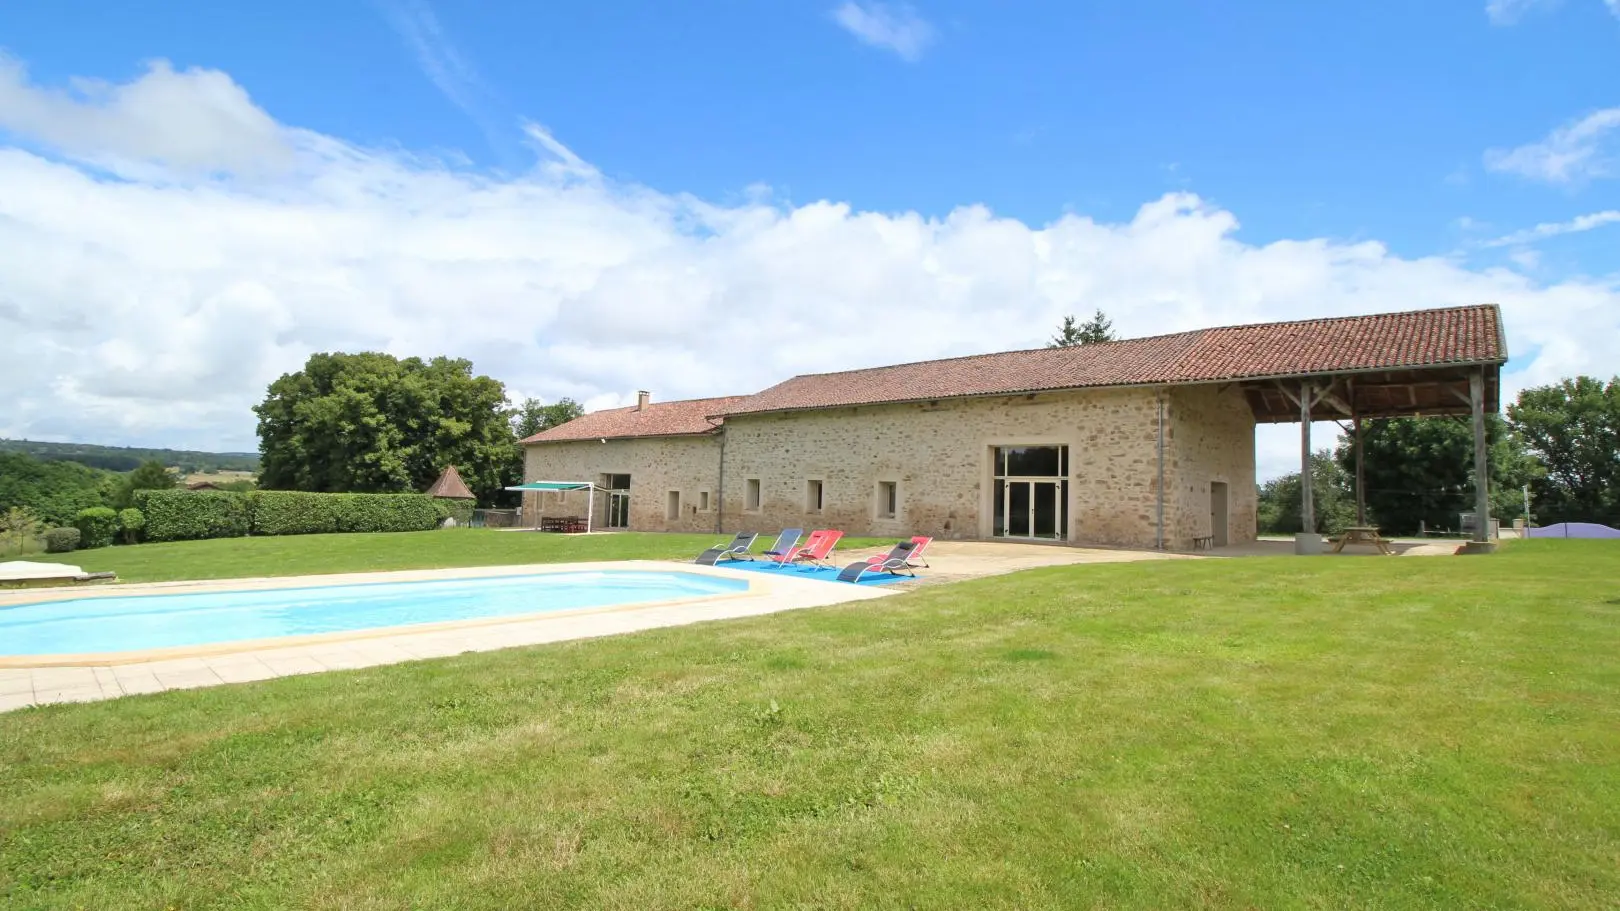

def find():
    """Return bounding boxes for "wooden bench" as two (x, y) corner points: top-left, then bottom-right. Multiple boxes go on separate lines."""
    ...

(1192, 535), (1214, 551)
(1332, 526), (1394, 555)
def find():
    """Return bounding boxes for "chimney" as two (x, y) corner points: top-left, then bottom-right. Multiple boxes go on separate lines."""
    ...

(635, 390), (651, 411)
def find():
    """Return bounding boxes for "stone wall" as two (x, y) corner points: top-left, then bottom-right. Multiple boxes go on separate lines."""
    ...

(1165, 385), (1259, 548)
(716, 388), (1171, 547)
(521, 436), (722, 533)
(523, 385), (1259, 548)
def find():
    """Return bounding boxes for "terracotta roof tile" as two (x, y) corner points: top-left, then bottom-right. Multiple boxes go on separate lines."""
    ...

(730, 305), (1505, 415)
(522, 395), (749, 443)
(526, 305), (1506, 441)
(425, 464), (476, 499)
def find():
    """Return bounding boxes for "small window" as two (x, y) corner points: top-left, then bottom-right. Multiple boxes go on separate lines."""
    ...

(876, 481), (898, 518)
(806, 479), (824, 512)
(699, 491), (711, 511)
(745, 478), (762, 511)
(666, 490), (680, 521)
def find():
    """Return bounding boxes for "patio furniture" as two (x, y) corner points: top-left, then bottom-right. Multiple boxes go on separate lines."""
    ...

(1332, 526), (1394, 555)
(539, 515), (588, 534)
(837, 540), (920, 583)
(695, 532), (759, 565)
(781, 529), (844, 569)
(760, 528), (803, 562)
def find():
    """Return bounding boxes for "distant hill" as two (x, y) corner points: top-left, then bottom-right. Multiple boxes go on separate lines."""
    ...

(0, 439), (259, 474)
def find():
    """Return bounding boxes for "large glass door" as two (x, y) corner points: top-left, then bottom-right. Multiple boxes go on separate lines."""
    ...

(992, 447), (1069, 540)
(603, 474), (631, 529)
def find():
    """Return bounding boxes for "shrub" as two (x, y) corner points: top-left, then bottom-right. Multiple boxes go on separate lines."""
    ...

(332, 494), (442, 533)
(75, 506), (120, 549)
(434, 498), (475, 527)
(134, 490), (251, 542)
(44, 527), (81, 553)
(249, 491), (342, 536)
(119, 508), (145, 544)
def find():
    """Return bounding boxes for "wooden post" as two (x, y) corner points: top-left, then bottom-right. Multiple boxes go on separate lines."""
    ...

(1470, 367), (1490, 544)
(1354, 415), (1366, 526)
(1300, 380), (1314, 535)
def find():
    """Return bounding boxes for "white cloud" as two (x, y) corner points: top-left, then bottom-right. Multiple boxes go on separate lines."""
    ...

(378, 0), (512, 155)
(1485, 107), (1620, 183)
(1485, 0), (1561, 25)
(0, 57), (1617, 482)
(0, 54), (292, 176)
(831, 2), (936, 62)
(1484, 209), (1620, 246)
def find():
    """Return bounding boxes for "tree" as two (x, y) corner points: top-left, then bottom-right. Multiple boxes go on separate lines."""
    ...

(1048, 310), (1117, 347)
(1257, 450), (1356, 535)
(255, 352), (517, 504)
(0, 451), (116, 526)
(1507, 376), (1620, 525)
(1, 506), (43, 554)
(510, 397), (585, 440)
(115, 459), (177, 509)
(1334, 417), (1541, 535)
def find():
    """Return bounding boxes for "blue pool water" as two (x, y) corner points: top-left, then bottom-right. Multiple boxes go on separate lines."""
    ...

(0, 571), (747, 656)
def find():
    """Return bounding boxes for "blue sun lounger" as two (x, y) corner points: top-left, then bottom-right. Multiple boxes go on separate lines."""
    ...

(760, 528), (803, 562)
(837, 540), (918, 583)
(694, 532), (759, 565)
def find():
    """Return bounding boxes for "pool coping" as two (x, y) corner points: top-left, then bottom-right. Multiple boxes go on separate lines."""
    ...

(0, 561), (866, 669)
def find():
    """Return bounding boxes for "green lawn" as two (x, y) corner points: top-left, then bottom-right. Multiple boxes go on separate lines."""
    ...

(4, 541), (1619, 909)
(18, 529), (892, 584)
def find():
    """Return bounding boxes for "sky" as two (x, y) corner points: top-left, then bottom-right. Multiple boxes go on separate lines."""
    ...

(0, 0), (1617, 480)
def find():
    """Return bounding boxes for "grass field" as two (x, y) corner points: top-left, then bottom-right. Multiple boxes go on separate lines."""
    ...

(3, 540), (1618, 909)
(19, 529), (892, 584)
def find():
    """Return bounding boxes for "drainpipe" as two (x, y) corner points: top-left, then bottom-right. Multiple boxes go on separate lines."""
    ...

(712, 418), (727, 535)
(1155, 388), (1166, 550)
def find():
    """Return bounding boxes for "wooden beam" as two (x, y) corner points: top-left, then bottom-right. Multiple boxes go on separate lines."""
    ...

(1471, 367), (1491, 544)
(1300, 380), (1315, 536)
(1355, 415), (1367, 526)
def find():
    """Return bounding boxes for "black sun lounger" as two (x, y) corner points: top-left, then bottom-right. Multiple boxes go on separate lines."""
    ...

(695, 532), (759, 565)
(836, 540), (918, 583)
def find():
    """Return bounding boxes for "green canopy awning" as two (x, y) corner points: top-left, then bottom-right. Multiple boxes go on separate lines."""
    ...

(505, 481), (596, 491)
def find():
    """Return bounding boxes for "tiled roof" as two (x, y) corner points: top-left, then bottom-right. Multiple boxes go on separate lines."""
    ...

(729, 305), (1505, 415)
(425, 464), (476, 499)
(525, 305), (1506, 441)
(521, 396), (749, 443)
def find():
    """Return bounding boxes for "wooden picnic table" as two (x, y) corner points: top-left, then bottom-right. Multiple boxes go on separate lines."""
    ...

(538, 516), (588, 534)
(1333, 526), (1394, 555)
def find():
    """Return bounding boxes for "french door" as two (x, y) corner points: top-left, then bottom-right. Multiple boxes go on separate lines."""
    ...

(993, 446), (1069, 540)
(603, 474), (631, 529)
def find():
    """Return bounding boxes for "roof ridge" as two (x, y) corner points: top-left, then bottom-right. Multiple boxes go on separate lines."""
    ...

(769, 304), (1501, 385)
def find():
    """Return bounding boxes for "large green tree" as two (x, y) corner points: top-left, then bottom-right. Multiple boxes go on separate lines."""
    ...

(1257, 450), (1357, 535)
(114, 459), (177, 509)
(255, 353), (516, 504)
(1507, 376), (1620, 525)
(510, 397), (585, 440)
(1333, 417), (1539, 535)
(0, 451), (116, 526)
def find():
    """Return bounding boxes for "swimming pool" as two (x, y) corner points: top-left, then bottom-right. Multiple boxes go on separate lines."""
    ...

(0, 571), (748, 657)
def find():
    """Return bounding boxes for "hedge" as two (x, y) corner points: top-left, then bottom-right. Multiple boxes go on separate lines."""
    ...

(75, 507), (120, 549)
(131, 489), (447, 541)
(134, 490), (252, 542)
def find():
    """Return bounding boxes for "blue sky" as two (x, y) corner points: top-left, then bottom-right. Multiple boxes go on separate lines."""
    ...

(0, 0), (1617, 477)
(5, 0), (1617, 260)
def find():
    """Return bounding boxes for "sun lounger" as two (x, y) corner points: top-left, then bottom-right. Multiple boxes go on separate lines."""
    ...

(760, 528), (803, 562)
(785, 529), (843, 569)
(837, 540), (919, 583)
(694, 532), (759, 565)
(766, 529), (835, 567)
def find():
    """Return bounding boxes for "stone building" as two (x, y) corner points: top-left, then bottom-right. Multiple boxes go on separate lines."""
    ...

(521, 305), (1507, 549)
